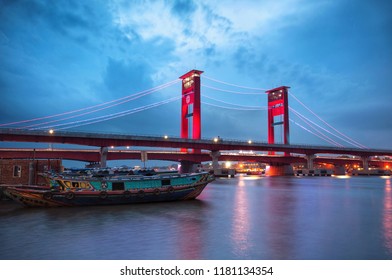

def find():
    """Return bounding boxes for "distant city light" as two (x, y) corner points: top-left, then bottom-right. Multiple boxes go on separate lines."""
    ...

(265, 165), (270, 170)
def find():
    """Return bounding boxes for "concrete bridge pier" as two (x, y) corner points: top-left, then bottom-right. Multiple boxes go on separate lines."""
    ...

(362, 156), (369, 171)
(333, 165), (346, 175)
(306, 154), (315, 170)
(100, 146), (108, 168)
(266, 163), (294, 176)
(210, 151), (221, 174)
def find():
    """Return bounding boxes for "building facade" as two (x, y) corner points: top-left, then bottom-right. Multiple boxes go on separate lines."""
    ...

(0, 159), (62, 185)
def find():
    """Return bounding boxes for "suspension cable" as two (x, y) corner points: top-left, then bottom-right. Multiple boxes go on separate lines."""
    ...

(0, 79), (180, 127)
(202, 84), (265, 95)
(201, 101), (264, 111)
(290, 93), (367, 149)
(289, 107), (365, 148)
(36, 96), (181, 131)
(203, 75), (269, 91)
(203, 95), (267, 109)
(22, 81), (178, 129)
(290, 109), (343, 147)
(289, 119), (343, 147)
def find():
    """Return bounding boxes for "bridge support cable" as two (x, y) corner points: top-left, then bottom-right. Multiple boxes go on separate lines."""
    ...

(0, 79), (180, 128)
(34, 96), (182, 131)
(289, 119), (343, 147)
(202, 85), (265, 95)
(290, 108), (344, 147)
(21, 80), (180, 130)
(201, 102), (265, 111)
(202, 95), (267, 110)
(290, 106), (364, 148)
(289, 93), (367, 149)
(203, 75), (269, 91)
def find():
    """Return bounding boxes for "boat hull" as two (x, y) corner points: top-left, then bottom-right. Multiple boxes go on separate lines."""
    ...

(3, 173), (213, 207)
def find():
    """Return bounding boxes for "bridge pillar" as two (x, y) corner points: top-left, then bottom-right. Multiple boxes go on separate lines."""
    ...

(210, 151), (221, 174)
(266, 163), (294, 176)
(333, 165), (346, 176)
(266, 86), (290, 156)
(180, 69), (203, 153)
(100, 147), (108, 168)
(361, 156), (369, 171)
(141, 151), (148, 168)
(306, 154), (315, 170)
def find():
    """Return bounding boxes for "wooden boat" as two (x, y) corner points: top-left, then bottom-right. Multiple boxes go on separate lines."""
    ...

(3, 172), (214, 207)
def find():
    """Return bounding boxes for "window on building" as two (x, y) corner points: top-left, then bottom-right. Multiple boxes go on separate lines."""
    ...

(13, 165), (22, 177)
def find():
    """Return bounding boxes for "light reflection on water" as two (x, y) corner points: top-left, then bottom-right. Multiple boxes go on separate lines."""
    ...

(0, 176), (391, 260)
(383, 178), (392, 254)
(231, 176), (251, 258)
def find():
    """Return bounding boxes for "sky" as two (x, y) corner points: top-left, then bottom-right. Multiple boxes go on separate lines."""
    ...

(1, 0), (392, 150)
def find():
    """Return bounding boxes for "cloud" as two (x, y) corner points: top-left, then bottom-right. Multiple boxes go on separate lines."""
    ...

(108, 0), (335, 90)
(1, 0), (105, 45)
(110, 0), (232, 70)
(171, 0), (197, 17)
(103, 58), (153, 97)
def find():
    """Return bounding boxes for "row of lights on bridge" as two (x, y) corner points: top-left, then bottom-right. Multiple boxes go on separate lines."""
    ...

(164, 134), (254, 144)
(213, 137), (252, 144)
(48, 130), (253, 146)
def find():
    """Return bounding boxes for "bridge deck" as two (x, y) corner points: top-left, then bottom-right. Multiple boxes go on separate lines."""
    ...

(1, 128), (392, 157)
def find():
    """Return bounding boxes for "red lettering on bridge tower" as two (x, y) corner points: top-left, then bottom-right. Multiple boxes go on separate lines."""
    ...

(266, 86), (290, 155)
(179, 70), (203, 153)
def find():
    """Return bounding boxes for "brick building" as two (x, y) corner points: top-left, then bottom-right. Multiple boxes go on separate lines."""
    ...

(0, 159), (63, 185)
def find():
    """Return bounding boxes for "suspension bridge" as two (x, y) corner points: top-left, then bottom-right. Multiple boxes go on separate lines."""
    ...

(0, 70), (391, 176)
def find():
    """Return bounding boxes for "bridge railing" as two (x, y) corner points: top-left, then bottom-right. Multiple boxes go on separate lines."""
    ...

(1, 128), (392, 156)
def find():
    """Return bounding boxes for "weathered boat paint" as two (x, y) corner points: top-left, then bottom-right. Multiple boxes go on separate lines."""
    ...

(3, 172), (214, 207)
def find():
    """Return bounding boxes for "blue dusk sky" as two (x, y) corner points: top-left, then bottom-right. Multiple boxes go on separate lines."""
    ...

(1, 0), (392, 149)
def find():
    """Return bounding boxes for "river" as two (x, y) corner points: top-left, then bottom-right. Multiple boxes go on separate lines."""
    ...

(1, 175), (391, 260)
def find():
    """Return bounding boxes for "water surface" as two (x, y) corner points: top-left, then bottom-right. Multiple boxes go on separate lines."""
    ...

(1, 176), (391, 259)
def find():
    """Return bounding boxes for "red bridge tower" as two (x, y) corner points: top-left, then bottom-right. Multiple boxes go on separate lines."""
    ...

(179, 70), (203, 152)
(266, 86), (290, 155)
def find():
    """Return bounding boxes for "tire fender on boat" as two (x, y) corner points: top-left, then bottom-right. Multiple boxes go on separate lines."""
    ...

(65, 191), (75, 200)
(43, 191), (52, 200)
(167, 186), (174, 194)
(154, 188), (160, 196)
(123, 190), (131, 198)
(137, 190), (145, 198)
(99, 191), (108, 199)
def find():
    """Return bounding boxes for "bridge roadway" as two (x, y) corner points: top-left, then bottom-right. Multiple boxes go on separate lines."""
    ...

(1, 128), (392, 158)
(1, 148), (391, 169)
